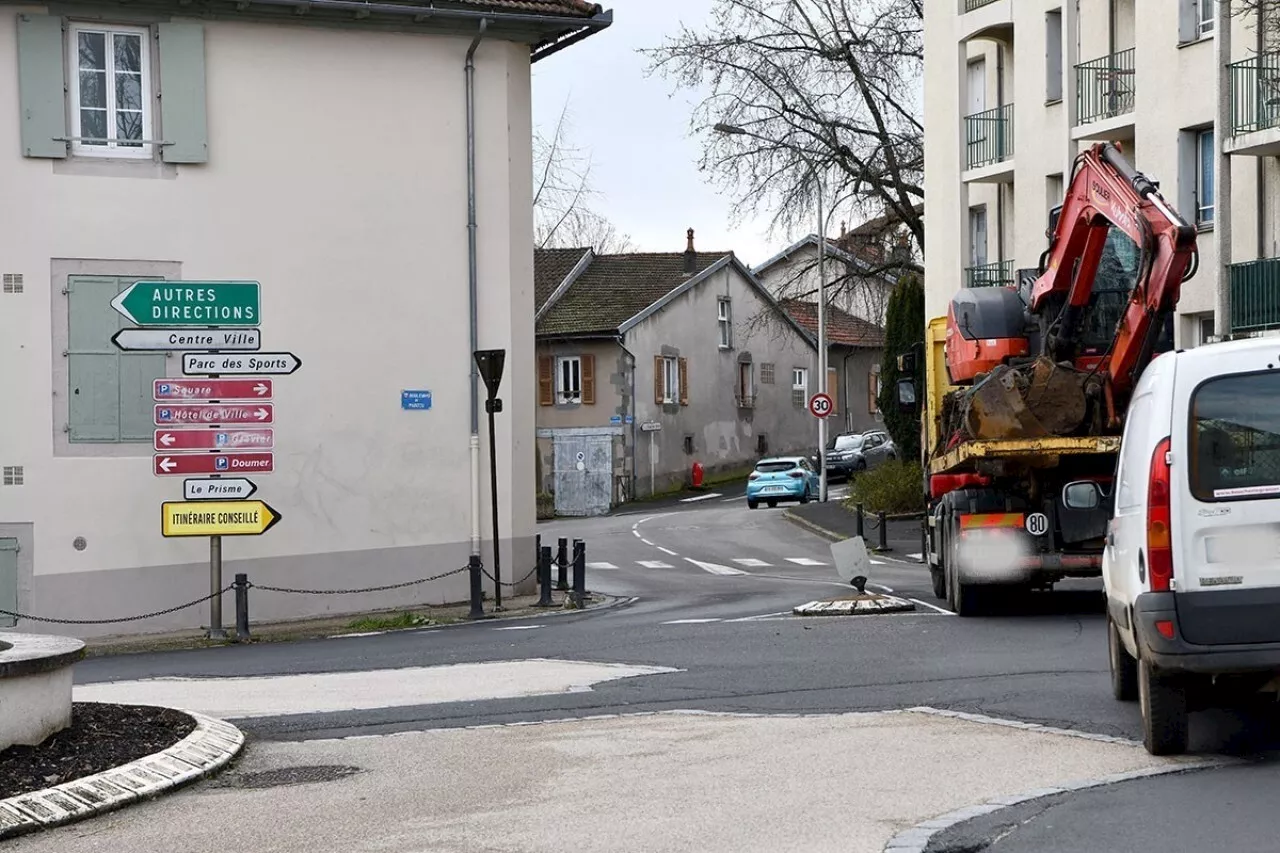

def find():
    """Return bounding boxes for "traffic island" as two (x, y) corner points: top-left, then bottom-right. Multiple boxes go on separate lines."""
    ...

(0, 702), (243, 841)
(792, 593), (917, 616)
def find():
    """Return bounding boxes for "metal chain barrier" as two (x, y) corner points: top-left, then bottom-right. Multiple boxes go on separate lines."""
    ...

(0, 585), (234, 625)
(249, 564), (469, 596)
(481, 563), (538, 589)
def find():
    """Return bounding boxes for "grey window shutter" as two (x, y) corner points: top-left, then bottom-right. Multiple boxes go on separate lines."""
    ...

(157, 22), (208, 163)
(16, 13), (68, 159)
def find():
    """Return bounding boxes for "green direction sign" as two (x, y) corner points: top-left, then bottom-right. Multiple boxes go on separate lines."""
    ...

(111, 281), (261, 327)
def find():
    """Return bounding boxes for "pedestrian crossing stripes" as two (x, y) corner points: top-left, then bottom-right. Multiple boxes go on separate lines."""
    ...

(618, 557), (841, 571)
(637, 560), (674, 569)
(732, 558), (771, 568)
(785, 557), (826, 566)
(587, 562), (619, 570)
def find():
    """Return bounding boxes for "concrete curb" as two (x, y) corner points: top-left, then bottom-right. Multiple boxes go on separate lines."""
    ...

(0, 709), (245, 842)
(781, 509), (847, 542)
(325, 592), (634, 638)
(881, 706), (1240, 853)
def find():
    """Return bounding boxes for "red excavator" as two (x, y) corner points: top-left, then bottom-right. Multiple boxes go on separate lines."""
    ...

(943, 141), (1199, 442)
(900, 142), (1200, 615)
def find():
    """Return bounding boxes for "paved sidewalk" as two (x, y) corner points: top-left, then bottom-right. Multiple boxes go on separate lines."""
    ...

(7, 709), (1209, 853)
(787, 501), (926, 556)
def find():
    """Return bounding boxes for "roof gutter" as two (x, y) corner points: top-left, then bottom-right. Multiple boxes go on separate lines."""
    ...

(235, 0), (612, 59)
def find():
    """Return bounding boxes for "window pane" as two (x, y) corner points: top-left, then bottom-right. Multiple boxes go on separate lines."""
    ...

(1191, 372), (1280, 501)
(116, 72), (142, 111)
(80, 109), (108, 143)
(113, 34), (142, 73)
(79, 70), (106, 109)
(116, 111), (143, 144)
(78, 31), (106, 71)
(1200, 132), (1215, 216)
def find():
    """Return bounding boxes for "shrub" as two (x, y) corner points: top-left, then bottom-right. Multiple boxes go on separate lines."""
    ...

(846, 460), (926, 515)
(877, 273), (925, 464)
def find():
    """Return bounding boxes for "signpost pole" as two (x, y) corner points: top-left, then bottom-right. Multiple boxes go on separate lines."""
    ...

(474, 350), (507, 612)
(208, 535), (227, 639)
(649, 431), (655, 497)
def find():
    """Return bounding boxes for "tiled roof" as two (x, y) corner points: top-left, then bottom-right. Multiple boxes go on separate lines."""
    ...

(451, 0), (603, 16)
(534, 247), (590, 313)
(537, 251), (730, 336)
(781, 299), (885, 349)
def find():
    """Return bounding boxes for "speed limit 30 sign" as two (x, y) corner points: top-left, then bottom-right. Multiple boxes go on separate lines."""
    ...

(808, 392), (833, 418)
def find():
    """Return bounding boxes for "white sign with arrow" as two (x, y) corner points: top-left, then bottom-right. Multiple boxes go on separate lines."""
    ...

(112, 328), (261, 352)
(182, 352), (303, 376)
(184, 477), (259, 501)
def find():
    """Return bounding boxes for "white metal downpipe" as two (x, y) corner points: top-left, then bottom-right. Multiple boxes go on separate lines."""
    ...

(466, 19), (488, 568)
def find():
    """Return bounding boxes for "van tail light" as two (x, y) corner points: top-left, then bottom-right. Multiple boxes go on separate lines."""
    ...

(789, 471), (805, 479)
(1147, 436), (1174, 592)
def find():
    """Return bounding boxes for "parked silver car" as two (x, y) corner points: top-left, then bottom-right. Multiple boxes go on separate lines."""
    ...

(822, 430), (897, 480)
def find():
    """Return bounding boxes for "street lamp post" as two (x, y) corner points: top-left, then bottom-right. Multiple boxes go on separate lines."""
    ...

(714, 122), (828, 502)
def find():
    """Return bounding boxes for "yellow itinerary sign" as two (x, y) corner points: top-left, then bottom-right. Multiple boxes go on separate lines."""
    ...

(161, 500), (281, 537)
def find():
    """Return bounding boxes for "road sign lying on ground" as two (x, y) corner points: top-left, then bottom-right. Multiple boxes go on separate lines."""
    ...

(161, 499), (281, 537)
(154, 428), (274, 452)
(184, 477), (258, 501)
(154, 379), (273, 402)
(112, 328), (261, 351)
(154, 404), (273, 425)
(181, 352), (302, 376)
(111, 281), (261, 327)
(154, 452), (274, 476)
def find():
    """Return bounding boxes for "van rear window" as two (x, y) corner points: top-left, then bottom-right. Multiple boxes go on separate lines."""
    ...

(1190, 371), (1280, 501)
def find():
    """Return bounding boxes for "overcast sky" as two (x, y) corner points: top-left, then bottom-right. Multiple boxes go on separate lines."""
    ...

(530, 0), (787, 266)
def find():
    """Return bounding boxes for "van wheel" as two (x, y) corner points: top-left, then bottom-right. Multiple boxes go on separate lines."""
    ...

(1139, 659), (1189, 756)
(1108, 616), (1138, 701)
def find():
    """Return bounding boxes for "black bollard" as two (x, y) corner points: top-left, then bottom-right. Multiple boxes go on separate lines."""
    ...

(234, 573), (251, 642)
(573, 541), (587, 608)
(468, 555), (485, 619)
(535, 534), (541, 577)
(855, 503), (865, 539)
(878, 510), (888, 551)
(557, 537), (570, 591)
(537, 546), (554, 607)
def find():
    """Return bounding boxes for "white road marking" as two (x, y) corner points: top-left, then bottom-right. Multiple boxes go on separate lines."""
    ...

(73, 659), (682, 719)
(910, 598), (957, 616)
(632, 530), (643, 538)
(785, 557), (827, 566)
(657, 546), (678, 556)
(721, 495), (745, 503)
(870, 559), (886, 565)
(637, 560), (674, 569)
(685, 558), (749, 576)
(328, 631), (386, 639)
(908, 552), (924, 560)
(586, 562), (618, 570)
(494, 625), (543, 631)
(640, 539), (655, 546)
(868, 582), (895, 593)
(680, 493), (722, 503)
(724, 611), (790, 622)
(662, 618), (722, 624)
(733, 558), (772, 568)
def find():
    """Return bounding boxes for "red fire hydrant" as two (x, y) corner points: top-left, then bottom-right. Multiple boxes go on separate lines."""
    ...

(691, 461), (705, 488)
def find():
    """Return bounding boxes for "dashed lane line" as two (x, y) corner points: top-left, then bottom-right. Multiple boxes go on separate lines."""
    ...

(586, 562), (619, 570)
(662, 618), (722, 624)
(657, 546), (679, 556)
(733, 558), (772, 567)
(494, 625), (544, 631)
(679, 492), (723, 503)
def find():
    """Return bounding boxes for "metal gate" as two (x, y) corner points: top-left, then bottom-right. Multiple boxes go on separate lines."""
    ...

(553, 432), (613, 517)
(0, 539), (17, 629)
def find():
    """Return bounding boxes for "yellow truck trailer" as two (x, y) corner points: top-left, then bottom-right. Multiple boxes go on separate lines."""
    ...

(911, 317), (1121, 616)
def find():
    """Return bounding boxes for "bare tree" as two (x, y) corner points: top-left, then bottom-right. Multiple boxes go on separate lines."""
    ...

(533, 104), (636, 254)
(644, 0), (924, 267)
(1233, 0), (1280, 39)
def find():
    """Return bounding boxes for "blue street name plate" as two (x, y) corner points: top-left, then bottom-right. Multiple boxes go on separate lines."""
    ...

(401, 390), (432, 411)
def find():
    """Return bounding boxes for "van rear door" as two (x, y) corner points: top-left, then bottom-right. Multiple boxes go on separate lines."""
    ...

(1172, 356), (1280, 645)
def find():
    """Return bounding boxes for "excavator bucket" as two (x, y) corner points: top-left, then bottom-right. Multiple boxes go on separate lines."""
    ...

(960, 357), (1089, 441)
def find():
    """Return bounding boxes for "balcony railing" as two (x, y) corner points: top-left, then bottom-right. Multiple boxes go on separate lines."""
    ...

(1231, 258), (1280, 334)
(964, 0), (1000, 10)
(965, 104), (1014, 170)
(1076, 48), (1135, 125)
(1230, 51), (1280, 136)
(965, 259), (1014, 288)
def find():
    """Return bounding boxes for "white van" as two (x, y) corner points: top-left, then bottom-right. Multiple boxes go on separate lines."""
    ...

(1068, 336), (1280, 755)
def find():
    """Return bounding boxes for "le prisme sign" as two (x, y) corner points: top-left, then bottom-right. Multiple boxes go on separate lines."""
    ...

(111, 281), (261, 327)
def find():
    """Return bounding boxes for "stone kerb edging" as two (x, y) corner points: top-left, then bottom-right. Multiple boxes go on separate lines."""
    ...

(0, 710), (245, 841)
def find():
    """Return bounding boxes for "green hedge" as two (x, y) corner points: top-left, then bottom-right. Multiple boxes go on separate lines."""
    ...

(845, 460), (926, 514)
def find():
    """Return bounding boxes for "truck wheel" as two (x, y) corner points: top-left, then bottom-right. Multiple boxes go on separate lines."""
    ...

(945, 509), (985, 617)
(1108, 616), (1138, 701)
(1138, 659), (1189, 756)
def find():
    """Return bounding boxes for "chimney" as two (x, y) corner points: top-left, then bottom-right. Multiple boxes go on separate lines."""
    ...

(683, 228), (697, 274)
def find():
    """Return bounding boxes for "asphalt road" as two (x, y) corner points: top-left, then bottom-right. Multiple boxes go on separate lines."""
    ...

(68, 495), (1280, 849)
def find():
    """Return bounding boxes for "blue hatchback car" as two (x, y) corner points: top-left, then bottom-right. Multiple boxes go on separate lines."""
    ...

(746, 456), (820, 509)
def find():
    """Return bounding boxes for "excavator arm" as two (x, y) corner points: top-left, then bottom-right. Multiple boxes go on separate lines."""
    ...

(1030, 142), (1199, 420)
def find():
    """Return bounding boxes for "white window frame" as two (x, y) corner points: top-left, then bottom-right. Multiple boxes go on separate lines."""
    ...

(556, 356), (582, 404)
(1196, 128), (1215, 227)
(738, 362), (756, 406)
(717, 298), (733, 349)
(68, 23), (154, 159)
(792, 367), (808, 408)
(662, 356), (680, 404)
(1198, 0), (1215, 36)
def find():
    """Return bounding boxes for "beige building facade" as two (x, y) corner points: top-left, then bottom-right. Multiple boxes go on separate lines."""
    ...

(925, 0), (1280, 345)
(0, 0), (610, 636)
